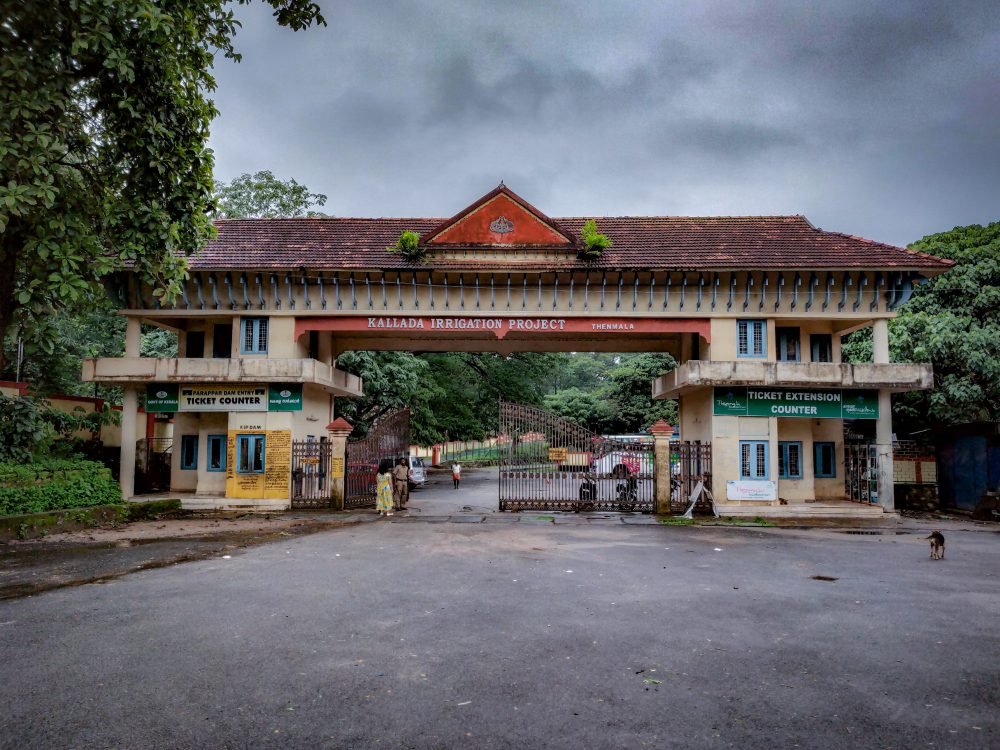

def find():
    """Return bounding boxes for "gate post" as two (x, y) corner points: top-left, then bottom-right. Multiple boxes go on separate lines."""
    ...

(650, 419), (673, 515)
(326, 418), (353, 511)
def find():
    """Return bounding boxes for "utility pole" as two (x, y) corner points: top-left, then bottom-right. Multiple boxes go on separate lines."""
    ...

(15, 337), (24, 383)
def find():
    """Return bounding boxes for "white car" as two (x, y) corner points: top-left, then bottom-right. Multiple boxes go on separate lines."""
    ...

(407, 456), (427, 488)
(590, 450), (653, 478)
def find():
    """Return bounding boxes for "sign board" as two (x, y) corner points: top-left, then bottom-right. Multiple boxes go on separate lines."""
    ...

(180, 385), (267, 412)
(268, 383), (303, 411)
(145, 383), (303, 412)
(145, 384), (179, 413)
(726, 480), (777, 501)
(713, 387), (879, 419)
(330, 457), (345, 479)
(548, 447), (568, 462)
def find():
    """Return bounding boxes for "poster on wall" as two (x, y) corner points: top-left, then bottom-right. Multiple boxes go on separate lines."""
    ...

(713, 388), (879, 419)
(267, 384), (303, 411)
(726, 480), (777, 501)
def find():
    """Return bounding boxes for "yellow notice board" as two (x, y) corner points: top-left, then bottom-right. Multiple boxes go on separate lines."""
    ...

(225, 429), (292, 500)
(330, 456), (345, 479)
(548, 447), (568, 462)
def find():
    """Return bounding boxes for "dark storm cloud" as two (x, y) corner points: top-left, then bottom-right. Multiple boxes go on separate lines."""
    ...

(209, 0), (1000, 245)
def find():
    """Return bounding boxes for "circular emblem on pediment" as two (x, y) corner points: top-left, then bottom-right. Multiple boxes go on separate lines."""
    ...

(489, 215), (514, 234)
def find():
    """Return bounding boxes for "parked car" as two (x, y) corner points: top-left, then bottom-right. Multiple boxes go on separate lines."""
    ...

(590, 450), (653, 477)
(407, 456), (427, 489)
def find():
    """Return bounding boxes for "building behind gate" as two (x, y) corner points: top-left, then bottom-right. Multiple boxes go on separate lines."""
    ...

(82, 184), (952, 515)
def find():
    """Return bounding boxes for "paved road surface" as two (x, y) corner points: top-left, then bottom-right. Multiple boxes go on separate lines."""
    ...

(1, 512), (997, 749)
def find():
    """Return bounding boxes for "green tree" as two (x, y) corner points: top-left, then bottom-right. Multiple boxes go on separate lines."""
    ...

(0, 1), (325, 371)
(214, 170), (328, 218)
(844, 221), (1000, 430)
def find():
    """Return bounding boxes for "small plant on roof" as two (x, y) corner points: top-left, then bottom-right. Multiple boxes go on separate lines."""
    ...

(578, 219), (612, 260)
(386, 230), (426, 262)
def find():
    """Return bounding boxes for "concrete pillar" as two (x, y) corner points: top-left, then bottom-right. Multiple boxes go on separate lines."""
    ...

(650, 419), (673, 515)
(872, 318), (894, 510)
(872, 319), (890, 364)
(326, 417), (354, 511)
(125, 316), (141, 356)
(120, 386), (138, 499)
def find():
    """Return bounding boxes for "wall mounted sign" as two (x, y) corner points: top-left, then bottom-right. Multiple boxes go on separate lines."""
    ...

(727, 480), (777, 501)
(145, 384), (179, 412)
(146, 384), (302, 413)
(295, 316), (711, 341)
(713, 387), (879, 419)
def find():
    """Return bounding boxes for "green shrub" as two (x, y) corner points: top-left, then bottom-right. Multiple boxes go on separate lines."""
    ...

(386, 230), (426, 262)
(0, 460), (122, 516)
(578, 220), (612, 260)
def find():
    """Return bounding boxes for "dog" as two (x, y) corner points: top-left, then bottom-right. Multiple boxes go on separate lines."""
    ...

(925, 530), (945, 560)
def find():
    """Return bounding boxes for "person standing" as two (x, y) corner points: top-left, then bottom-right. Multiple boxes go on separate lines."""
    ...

(452, 462), (461, 489)
(392, 457), (410, 510)
(376, 459), (394, 516)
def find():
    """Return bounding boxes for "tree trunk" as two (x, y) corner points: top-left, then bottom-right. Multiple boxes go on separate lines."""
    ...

(0, 225), (22, 376)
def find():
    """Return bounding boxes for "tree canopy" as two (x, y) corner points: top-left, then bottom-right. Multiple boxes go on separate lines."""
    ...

(843, 220), (1000, 431)
(214, 170), (328, 218)
(0, 1), (325, 370)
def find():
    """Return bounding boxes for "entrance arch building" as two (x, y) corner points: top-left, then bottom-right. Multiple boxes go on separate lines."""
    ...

(83, 185), (951, 514)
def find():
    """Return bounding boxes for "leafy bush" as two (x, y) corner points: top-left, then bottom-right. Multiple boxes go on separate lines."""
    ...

(578, 220), (612, 259)
(386, 230), (426, 262)
(0, 460), (121, 516)
(0, 393), (118, 463)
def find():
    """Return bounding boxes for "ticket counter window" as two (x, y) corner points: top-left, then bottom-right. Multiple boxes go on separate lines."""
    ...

(207, 435), (227, 472)
(237, 435), (266, 474)
(180, 435), (198, 470)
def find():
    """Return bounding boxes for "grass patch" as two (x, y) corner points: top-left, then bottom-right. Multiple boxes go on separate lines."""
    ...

(533, 515), (556, 521)
(658, 516), (694, 525)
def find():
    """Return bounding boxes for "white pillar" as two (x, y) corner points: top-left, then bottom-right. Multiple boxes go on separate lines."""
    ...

(120, 386), (138, 499)
(872, 318), (894, 511)
(125, 316), (141, 356)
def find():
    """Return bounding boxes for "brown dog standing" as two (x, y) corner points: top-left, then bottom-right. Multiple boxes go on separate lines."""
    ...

(926, 530), (945, 560)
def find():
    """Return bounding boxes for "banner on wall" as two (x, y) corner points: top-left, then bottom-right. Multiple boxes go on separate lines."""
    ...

(713, 387), (879, 419)
(726, 480), (777, 501)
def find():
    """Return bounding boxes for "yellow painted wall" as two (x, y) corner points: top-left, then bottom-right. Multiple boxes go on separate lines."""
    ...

(294, 384), (332, 440)
(224, 411), (293, 500)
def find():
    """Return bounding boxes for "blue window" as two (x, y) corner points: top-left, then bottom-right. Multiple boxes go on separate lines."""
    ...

(236, 434), (266, 474)
(240, 317), (269, 354)
(737, 320), (766, 358)
(814, 442), (837, 478)
(180, 435), (198, 470)
(776, 327), (800, 362)
(207, 434), (227, 472)
(778, 441), (803, 479)
(740, 440), (769, 480)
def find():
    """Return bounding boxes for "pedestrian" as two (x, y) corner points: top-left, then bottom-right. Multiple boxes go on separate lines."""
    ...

(392, 457), (410, 510)
(376, 459), (394, 516)
(452, 462), (461, 489)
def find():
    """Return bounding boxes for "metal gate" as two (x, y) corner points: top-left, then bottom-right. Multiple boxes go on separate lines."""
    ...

(135, 438), (172, 494)
(498, 401), (656, 512)
(846, 443), (879, 503)
(345, 408), (411, 509)
(291, 438), (333, 509)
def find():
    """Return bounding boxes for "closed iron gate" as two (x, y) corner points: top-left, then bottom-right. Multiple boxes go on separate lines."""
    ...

(498, 401), (655, 512)
(136, 438), (172, 494)
(669, 442), (714, 514)
(291, 438), (333, 509)
(345, 408), (411, 509)
(846, 443), (878, 503)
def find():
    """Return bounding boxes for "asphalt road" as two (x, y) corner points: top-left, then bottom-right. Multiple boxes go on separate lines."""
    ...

(1, 512), (998, 748)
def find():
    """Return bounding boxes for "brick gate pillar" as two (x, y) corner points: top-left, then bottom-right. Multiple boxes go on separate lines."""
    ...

(326, 417), (353, 511)
(650, 419), (673, 515)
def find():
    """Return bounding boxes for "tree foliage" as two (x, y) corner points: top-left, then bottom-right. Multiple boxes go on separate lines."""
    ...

(214, 170), (328, 218)
(0, 1), (325, 370)
(578, 219), (612, 259)
(844, 220), (1000, 430)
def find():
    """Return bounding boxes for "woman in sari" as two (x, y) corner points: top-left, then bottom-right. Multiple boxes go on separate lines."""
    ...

(376, 459), (394, 516)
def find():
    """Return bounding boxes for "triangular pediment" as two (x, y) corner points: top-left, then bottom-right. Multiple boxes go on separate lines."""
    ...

(422, 184), (574, 249)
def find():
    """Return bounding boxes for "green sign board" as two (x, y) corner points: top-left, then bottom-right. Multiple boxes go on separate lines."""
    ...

(713, 387), (879, 419)
(267, 383), (303, 412)
(145, 384), (179, 413)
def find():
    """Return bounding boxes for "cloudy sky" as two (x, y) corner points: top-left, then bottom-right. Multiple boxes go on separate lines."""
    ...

(209, 0), (1000, 247)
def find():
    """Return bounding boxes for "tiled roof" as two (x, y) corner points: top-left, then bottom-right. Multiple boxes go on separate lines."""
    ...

(187, 215), (952, 271)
